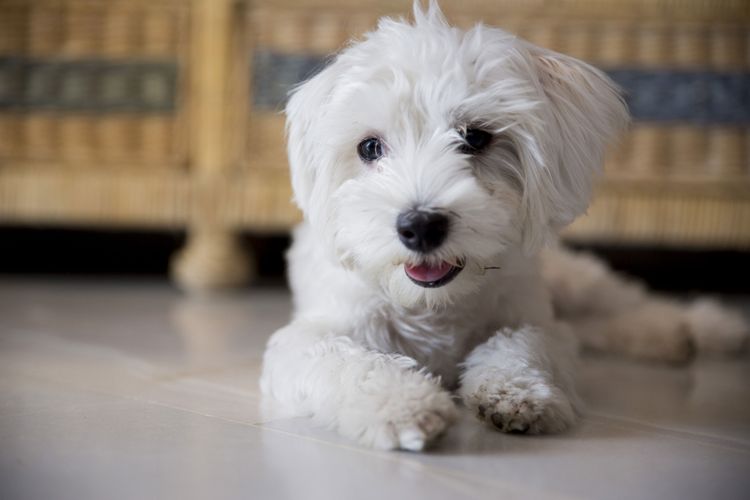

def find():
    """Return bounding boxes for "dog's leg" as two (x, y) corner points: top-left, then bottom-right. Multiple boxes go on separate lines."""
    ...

(542, 245), (748, 362)
(458, 325), (579, 434)
(260, 317), (458, 450)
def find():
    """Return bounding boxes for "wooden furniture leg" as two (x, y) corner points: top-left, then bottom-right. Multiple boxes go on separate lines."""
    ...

(170, 226), (254, 291)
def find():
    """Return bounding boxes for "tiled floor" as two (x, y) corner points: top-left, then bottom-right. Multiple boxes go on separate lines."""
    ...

(1, 279), (748, 500)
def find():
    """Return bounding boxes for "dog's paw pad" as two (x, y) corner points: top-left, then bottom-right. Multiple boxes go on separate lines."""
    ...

(488, 399), (534, 433)
(467, 382), (575, 435)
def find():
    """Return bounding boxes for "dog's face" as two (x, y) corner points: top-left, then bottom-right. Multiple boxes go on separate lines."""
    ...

(286, 5), (628, 309)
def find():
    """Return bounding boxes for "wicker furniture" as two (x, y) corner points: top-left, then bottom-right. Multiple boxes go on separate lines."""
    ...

(1, 0), (748, 289)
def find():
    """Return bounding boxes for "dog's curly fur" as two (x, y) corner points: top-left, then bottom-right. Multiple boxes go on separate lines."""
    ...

(260, 2), (748, 451)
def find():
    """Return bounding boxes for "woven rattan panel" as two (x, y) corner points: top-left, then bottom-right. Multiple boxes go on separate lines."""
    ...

(0, 0), (189, 168)
(0, 0), (748, 246)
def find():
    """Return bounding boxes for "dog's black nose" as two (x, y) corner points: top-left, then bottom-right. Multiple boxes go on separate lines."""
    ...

(396, 210), (449, 253)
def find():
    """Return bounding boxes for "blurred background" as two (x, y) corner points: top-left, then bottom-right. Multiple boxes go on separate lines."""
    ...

(0, 0), (748, 293)
(1, 3), (749, 498)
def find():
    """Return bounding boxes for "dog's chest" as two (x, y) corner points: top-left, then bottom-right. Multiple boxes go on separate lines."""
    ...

(352, 304), (492, 385)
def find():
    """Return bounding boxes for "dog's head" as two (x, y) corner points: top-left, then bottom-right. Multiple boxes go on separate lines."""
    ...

(286, 2), (628, 308)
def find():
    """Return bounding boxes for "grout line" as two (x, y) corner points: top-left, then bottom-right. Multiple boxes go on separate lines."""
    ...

(585, 412), (750, 455)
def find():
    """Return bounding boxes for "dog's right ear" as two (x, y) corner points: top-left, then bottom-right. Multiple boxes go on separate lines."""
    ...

(285, 59), (344, 217)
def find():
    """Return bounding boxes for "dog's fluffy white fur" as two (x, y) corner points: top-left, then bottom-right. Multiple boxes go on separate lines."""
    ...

(261, 3), (748, 450)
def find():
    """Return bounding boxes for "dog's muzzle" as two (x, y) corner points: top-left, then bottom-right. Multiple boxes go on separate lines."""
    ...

(396, 209), (462, 287)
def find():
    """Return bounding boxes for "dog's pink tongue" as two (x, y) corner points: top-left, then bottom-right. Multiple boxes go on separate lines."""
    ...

(405, 262), (453, 282)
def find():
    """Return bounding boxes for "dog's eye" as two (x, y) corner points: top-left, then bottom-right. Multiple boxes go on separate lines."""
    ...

(460, 128), (492, 154)
(357, 137), (384, 162)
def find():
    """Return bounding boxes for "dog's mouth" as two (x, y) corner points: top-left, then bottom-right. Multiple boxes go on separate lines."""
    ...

(404, 260), (464, 288)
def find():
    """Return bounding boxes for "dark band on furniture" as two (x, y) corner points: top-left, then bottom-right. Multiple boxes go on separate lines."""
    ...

(0, 57), (177, 113)
(251, 51), (750, 125)
(2, 53), (748, 125)
(252, 51), (334, 113)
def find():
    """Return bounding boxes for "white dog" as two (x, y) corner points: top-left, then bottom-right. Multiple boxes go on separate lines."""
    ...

(261, 3), (748, 451)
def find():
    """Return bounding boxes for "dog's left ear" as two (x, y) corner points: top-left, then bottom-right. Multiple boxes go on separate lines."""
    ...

(285, 57), (349, 222)
(520, 47), (629, 252)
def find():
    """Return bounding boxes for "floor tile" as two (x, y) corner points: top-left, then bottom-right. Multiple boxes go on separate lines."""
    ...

(1, 278), (748, 500)
(0, 398), (532, 500)
(579, 356), (750, 446)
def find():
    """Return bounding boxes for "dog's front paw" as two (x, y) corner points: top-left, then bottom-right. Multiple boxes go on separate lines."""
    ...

(383, 407), (454, 451)
(340, 374), (458, 451)
(463, 376), (576, 434)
